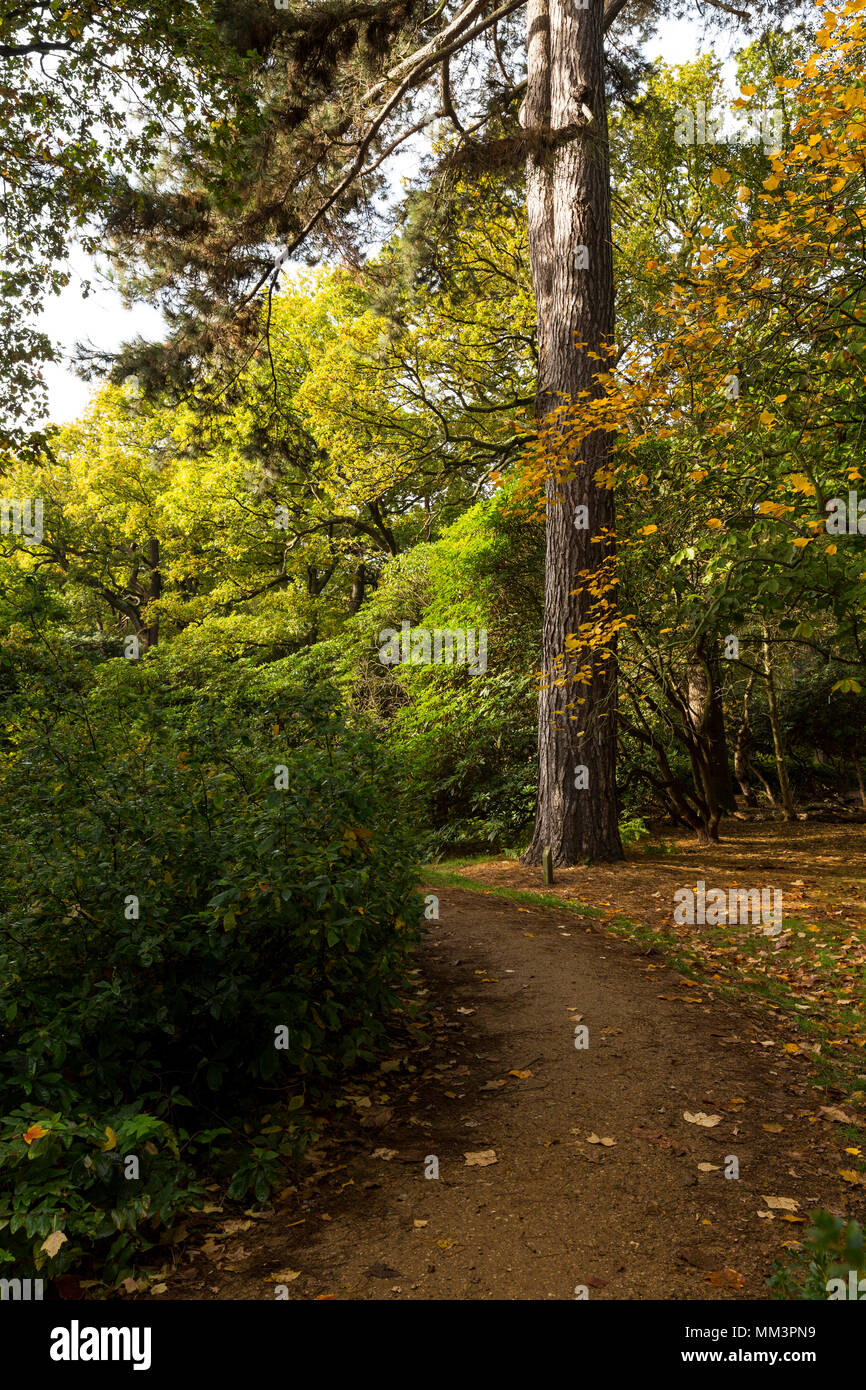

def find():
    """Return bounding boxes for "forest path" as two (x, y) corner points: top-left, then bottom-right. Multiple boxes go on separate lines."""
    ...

(161, 881), (863, 1301)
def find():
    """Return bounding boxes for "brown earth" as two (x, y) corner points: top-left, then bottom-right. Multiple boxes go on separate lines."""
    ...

(145, 835), (866, 1302)
(448, 817), (866, 935)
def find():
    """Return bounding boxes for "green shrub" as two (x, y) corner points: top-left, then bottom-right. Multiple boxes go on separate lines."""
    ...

(768, 1212), (866, 1299)
(0, 639), (424, 1283)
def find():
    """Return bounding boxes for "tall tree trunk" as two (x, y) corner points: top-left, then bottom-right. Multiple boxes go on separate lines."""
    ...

(522, 0), (622, 865)
(761, 623), (796, 821)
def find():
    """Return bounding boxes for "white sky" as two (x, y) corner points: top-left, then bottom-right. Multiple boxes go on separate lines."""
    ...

(38, 15), (726, 426)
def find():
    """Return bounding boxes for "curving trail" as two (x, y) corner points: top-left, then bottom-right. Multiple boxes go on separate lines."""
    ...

(158, 881), (865, 1301)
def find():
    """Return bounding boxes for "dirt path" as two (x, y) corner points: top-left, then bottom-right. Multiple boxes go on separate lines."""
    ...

(157, 884), (866, 1301)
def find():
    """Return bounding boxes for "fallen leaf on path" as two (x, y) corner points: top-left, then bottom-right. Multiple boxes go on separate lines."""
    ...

(819, 1106), (856, 1124)
(677, 1246), (725, 1269)
(480, 1079), (506, 1091)
(456, 1008), (475, 1015)
(266, 1269), (301, 1283)
(413, 1219), (428, 1228)
(509, 1069), (533, 1079)
(464, 1149), (497, 1166)
(698, 1163), (721, 1172)
(684, 1112), (722, 1127)
(840, 1169), (866, 1185)
(762, 1195), (800, 1211)
(586, 1133), (615, 1146)
(371, 1147), (396, 1160)
(41, 1231), (67, 1258)
(762, 1124), (784, 1133)
(705, 1268), (745, 1288)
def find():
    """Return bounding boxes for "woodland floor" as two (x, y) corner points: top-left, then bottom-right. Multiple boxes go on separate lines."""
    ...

(139, 819), (866, 1302)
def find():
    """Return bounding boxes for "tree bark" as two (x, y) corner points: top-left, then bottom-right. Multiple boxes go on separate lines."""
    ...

(143, 536), (161, 650)
(687, 637), (736, 813)
(347, 561), (367, 615)
(522, 0), (622, 865)
(761, 623), (796, 821)
(733, 670), (758, 806)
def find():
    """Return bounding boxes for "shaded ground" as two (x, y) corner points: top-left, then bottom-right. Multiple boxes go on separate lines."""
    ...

(439, 820), (866, 1086)
(143, 824), (866, 1301)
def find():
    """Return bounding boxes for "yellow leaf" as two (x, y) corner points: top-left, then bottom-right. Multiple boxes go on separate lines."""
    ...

(710, 168), (731, 187)
(41, 1230), (68, 1258)
(789, 473), (815, 494)
(102, 1126), (118, 1151)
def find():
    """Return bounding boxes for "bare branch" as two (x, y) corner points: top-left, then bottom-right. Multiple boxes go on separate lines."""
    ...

(242, 0), (525, 308)
(440, 55), (466, 133)
(0, 39), (74, 56)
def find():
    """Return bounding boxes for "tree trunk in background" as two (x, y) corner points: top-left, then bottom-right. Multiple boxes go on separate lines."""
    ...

(761, 624), (796, 821)
(733, 671), (759, 806)
(143, 536), (161, 650)
(348, 562), (367, 615)
(522, 0), (622, 865)
(687, 637), (736, 813)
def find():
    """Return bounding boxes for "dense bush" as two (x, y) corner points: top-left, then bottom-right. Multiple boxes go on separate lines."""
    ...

(0, 632), (424, 1283)
(335, 487), (544, 853)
